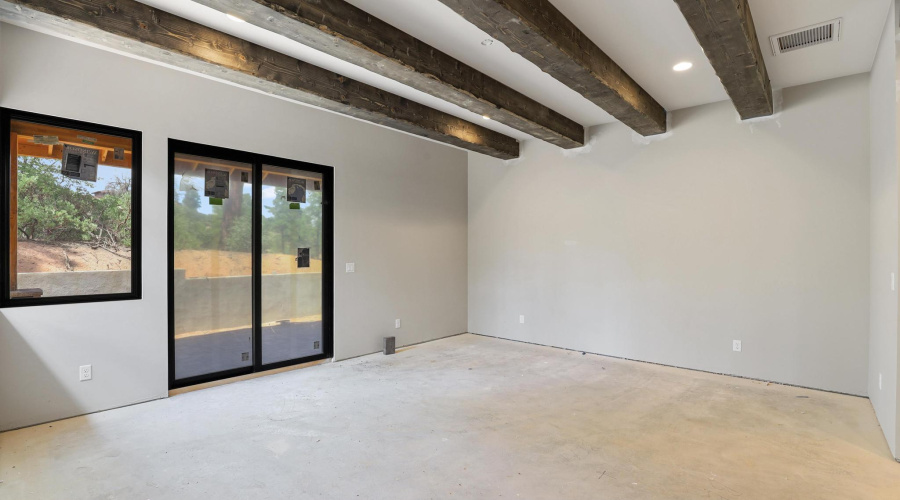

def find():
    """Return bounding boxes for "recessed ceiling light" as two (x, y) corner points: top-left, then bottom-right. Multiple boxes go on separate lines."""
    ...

(482, 115), (491, 120)
(673, 61), (693, 72)
(226, 14), (246, 23)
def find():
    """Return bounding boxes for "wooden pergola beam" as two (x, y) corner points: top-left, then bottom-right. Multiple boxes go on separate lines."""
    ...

(673, 0), (773, 119)
(436, 0), (667, 136)
(0, 0), (519, 159)
(193, 0), (584, 149)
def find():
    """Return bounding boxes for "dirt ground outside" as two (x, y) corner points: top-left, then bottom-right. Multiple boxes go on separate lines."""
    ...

(17, 240), (131, 273)
(17, 241), (321, 278)
(175, 249), (323, 278)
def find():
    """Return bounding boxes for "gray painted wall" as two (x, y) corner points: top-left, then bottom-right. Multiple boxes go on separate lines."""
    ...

(869, 0), (900, 459)
(469, 74), (871, 397)
(0, 24), (468, 431)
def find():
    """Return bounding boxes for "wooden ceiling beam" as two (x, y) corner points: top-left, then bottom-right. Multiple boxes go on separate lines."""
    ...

(0, 0), (519, 159)
(673, 0), (773, 119)
(193, 0), (585, 149)
(436, 0), (667, 136)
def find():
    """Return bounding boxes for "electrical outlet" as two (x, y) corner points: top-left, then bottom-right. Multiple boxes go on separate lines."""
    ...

(395, 319), (401, 329)
(314, 340), (320, 350)
(733, 340), (742, 352)
(79, 364), (92, 381)
(519, 315), (525, 324)
(345, 263), (355, 273)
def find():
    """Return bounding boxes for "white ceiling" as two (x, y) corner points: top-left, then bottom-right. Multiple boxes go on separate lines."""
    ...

(750, 0), (891, 89)
(130, 0), (893, 139)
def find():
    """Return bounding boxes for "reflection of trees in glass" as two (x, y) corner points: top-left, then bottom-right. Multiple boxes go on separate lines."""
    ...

(172, 186), (230, 251)
(183, 188), (201, 211)
(224, 193), (252, 253)
(264, 188), (322, 258)
(174, 180), (322, 258)
(17, 156), (132, 251)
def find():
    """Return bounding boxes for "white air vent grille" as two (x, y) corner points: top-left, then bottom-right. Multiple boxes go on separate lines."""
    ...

(770, 19), (841, 56)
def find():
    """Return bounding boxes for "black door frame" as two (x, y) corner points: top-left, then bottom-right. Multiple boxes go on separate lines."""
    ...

(167, 139), (334, 390)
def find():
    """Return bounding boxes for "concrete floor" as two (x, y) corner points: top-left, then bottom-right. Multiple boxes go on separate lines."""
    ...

(1, 334), (898, 499)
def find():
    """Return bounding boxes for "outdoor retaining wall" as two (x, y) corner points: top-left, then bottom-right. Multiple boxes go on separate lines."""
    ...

(173, 269), (322, 335)
(18, 270), (131, 297)
(18, 270), (322, 336)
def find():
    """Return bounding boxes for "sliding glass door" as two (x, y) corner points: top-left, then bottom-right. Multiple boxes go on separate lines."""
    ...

(171, 153), (254, 381)
(168, 140), (332, 389)
(260, 164), (325, 365)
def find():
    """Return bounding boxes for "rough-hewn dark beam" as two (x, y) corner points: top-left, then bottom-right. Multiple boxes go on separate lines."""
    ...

(436, 0), (667, 136)
(674, 0), (773, 119)
(0, 0), (518, 159)
(194, 0), (584, 149)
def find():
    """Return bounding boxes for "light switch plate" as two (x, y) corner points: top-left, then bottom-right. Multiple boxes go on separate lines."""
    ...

(345, 263), (355, 273)
(395, 319), (401, 329)
(519, 315), (525, 324)
(733, 340), (742, 352)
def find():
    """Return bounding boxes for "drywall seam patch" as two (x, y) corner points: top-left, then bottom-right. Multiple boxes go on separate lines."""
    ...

(738, 89), (784, 133)
(632, 112), (673, 145)
(561, 128), (601, 157)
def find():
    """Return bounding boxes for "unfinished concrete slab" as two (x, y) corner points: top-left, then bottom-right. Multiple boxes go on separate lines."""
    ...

(1, 334), (898, 499)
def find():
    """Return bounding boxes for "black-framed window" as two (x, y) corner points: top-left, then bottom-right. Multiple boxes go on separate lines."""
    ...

(1, 108), (142, 307)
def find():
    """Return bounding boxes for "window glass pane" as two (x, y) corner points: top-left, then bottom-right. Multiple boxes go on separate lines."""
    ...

(172, 153), (253, 380)
(260, 165), (324, 365)
(9, 119), (134, 299)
